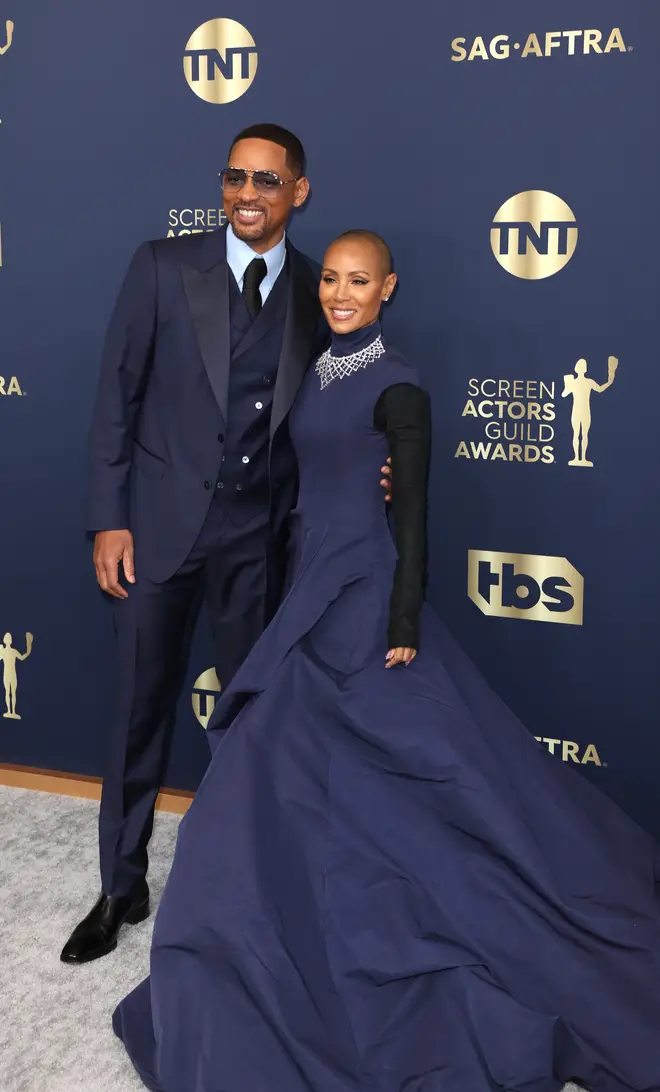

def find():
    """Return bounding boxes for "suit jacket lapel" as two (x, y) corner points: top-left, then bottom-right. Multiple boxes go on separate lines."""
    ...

(270, 243), (321, 442)
(181, 228), (231, 426)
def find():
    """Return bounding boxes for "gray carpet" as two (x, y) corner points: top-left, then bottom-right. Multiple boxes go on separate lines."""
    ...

(0, 785), (586, 1092)
(0, 785), (179, 1092)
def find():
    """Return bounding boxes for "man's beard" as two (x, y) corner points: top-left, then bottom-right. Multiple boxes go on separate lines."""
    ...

(231, 207), (268, 241)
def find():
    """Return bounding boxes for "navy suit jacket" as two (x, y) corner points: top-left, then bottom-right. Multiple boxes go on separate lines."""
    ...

(86, 226), (323, 594)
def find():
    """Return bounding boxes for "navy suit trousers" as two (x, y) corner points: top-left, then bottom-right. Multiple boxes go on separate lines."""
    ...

(98, 494), (269, 896)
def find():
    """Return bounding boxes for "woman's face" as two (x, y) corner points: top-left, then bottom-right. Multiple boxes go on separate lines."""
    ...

(320, 239), (397, 335)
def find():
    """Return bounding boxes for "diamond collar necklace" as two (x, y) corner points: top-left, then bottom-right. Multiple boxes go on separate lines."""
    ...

(316, 333), (385, 389)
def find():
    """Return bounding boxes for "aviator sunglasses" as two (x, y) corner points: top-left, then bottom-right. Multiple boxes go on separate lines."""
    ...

(219, 167), (300, 197)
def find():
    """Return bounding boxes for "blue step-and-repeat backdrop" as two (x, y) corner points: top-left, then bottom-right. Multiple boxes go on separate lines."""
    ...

(1, 2), (659, 833)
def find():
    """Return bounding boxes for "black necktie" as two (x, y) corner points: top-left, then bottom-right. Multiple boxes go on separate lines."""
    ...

(242, 257), (267, 321)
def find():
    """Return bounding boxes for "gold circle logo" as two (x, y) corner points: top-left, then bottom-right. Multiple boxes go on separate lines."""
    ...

(491, 191), (577, 280)
(192, 667), (221, 729)
(183, 19), (258, 105)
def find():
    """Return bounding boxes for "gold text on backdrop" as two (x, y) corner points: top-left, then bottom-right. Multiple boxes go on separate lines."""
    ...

(451, 29), (628, 62)
(455, 358), (618, 466)
(0, 377), (23, 395)
(468, 551), (584, 626)
(183, 19), (258, 104)
(535, 738), (604, 766)
(456, 377), (556, 464)
(192, 668), (221, 729)
(167, 209), (227, 237)
(491, 192), (577, 280)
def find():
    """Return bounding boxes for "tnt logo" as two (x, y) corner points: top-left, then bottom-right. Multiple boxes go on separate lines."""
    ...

(491, 191), (578, 279)
(468, 550), (583, 625)
(183, 19), (258, 104)
(191, 667), (221, 728)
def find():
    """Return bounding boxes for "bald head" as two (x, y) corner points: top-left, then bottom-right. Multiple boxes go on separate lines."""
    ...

(333, 230), (393, 277)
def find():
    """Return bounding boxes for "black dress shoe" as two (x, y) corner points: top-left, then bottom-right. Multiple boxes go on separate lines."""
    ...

(60, 883), (150, 964)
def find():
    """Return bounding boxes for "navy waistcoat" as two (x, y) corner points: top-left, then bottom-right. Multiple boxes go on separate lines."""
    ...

(216, 263), (289, 524)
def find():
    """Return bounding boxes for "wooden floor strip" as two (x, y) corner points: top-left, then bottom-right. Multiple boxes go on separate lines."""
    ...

(0, 763), (193, 815)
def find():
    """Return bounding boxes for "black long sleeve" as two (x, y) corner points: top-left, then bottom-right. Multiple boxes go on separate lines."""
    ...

(373, 383), (431, 650)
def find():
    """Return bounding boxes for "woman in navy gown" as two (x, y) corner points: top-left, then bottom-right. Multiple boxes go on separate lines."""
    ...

(114, 231), (660, 1092)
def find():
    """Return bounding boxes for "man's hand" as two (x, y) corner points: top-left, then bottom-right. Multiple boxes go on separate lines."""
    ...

(93, 530), (135, 599)
(380, 456), (392, 503)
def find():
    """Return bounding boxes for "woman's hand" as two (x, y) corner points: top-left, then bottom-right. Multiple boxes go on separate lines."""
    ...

(380, 456), (392, 502)
(385, 647), (417, 668)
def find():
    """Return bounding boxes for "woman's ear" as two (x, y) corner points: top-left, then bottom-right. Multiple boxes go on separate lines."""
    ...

(382, 272), (397, 302)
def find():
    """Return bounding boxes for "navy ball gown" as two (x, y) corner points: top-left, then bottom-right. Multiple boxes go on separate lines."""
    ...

(114, 322), (660, 1092)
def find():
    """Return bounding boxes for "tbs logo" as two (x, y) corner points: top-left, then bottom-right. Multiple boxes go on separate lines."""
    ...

(468, 550), (583, 626)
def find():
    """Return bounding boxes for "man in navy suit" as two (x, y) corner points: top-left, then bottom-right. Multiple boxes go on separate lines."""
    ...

(62, 123), (324, 963)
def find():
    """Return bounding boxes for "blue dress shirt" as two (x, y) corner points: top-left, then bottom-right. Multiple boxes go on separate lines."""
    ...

(226, 224), (287, 305)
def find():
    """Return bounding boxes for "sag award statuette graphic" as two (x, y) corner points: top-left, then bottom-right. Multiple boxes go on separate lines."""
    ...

(0, 18), (13, 55)
(562, 356), (618, 467)
(1, 631), (33, 719)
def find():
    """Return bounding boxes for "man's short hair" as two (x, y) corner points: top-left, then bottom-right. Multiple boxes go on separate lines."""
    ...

(229, 123), (305, 178)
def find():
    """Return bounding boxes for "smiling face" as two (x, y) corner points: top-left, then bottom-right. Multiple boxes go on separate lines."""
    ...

(222, 137), (309, 253)
(319, 237), (397, 335)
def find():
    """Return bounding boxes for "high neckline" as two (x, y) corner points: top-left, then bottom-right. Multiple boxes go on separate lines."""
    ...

(329, 320), (382, 358)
